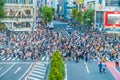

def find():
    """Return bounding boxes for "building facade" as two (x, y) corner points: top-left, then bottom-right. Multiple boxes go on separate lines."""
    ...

(2, 0), (37, 31)
(95, 0), (120, 29)
(66, 0), (77, 20)
(57, 0), (77, 20)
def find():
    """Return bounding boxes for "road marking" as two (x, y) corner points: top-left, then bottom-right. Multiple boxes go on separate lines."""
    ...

(14, 67), (21, 74)
(114, 67), (120, 74)
(2, 57), (6, 61)
(35, 65), (47, 70)
(0, 67), (3, 70)
(27, 76), (39, 80)
(63, 29), (70, 37)
(35, 68), (46, 72)
(7, 57), (12, 61)
(42, 56), (45, 60)
(37, 63), (46, 66)
(33, 70), (45, 75)
(12, 57), (17, 61)
(30, 73), (44, 78)
(0, 62), (48, 64)
(64, 64), (67, 80)
(96, 56), (101, 61)
(46, 56), (49, 61)
(85, 62), (90, 74)
(19, 63), (33, 80)
(106, 57), (110, 61)
(0, 63), (15, 77)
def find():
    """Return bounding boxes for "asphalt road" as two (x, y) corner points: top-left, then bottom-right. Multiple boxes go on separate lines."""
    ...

(53, 21), (82, 37)
(67, 61), (115, 80)
(0, 61), (48, 80)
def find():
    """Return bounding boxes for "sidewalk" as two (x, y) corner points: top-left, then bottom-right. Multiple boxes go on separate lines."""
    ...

(106, 62), (120, 80)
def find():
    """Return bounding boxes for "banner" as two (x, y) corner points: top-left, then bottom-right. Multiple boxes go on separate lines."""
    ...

(105, 12), (120, 28)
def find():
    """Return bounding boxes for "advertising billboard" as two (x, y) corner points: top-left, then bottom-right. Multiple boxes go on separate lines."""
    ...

(105, 12), (120, 28)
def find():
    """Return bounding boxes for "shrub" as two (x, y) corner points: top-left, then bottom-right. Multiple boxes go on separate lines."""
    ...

(48, 51), (65, 80)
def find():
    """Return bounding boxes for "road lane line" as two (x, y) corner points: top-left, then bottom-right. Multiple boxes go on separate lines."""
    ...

(0, 67), (3, 70)
(85, 62), (90, 74)
(14, 67), (21, 74)
(19, 63), (33, 80)
(0, 63), (15, 77)
(64, 64), (67, 80)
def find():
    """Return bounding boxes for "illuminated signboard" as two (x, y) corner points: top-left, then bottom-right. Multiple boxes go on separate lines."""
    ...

(105, 12), (120, 28)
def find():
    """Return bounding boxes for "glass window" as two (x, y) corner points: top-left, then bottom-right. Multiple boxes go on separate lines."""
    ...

(29, 0), (33, 4)
(106, 0), (119, 6)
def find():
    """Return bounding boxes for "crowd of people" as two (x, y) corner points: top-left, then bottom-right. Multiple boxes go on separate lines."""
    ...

(0, 24), (120, 64)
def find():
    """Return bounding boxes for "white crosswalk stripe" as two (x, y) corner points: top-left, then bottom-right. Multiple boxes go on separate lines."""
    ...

(26, 62), (48, 80)
(0, 55), (50, 61)
(7, 57), (12, 60)
(41, 56), (45, 60)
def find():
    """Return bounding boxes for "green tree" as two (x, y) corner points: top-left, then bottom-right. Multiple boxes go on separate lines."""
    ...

(76, 0), (84, 4)
(72, 8), (77, 19)
(51, 7), (55, 15)
(0, 0), (6, 31)
(42, 6), (53, 26)
(82, 8), (94, 27)
(75, 10), (82, 24)
(48, 51), (65, 80)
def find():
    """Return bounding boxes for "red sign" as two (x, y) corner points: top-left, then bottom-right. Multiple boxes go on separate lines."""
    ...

(84, 6), (86, 12)
(105, 12), (120, 28)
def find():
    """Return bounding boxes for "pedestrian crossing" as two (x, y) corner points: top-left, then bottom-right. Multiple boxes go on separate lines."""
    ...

(0, 54), (116, 62)
(0, 55), (50, 61)
(26, 62), (48, 80)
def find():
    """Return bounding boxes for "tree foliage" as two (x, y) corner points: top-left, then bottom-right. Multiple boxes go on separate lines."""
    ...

(82, 8), (94, 26)
(48, 51), (65, 80)
(72, 8), (77, 19)
(0, 0), (6, 31)
(42, 6), (53, 25)
(75, 10), (82, 24)
(51, 7), (55, 15)
(76, 0), (84, 4)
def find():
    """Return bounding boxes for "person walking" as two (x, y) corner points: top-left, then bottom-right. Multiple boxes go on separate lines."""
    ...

(102, 61), (106, 73)
(98, 61), (102, 73)
(115, 55), (119, 68)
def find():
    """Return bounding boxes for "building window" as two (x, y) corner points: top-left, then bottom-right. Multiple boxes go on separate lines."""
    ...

(106, 0), (119, 6)
(29, 0), (33, 4)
